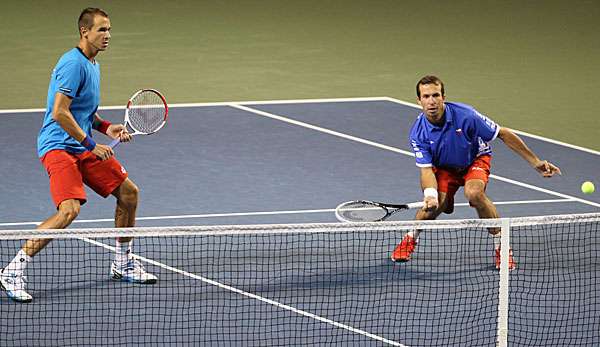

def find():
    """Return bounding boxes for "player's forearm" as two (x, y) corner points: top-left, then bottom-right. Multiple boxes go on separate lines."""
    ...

(92, 113), (112, 134)
(93, 113), (103, 127)
(420, 168), (437, 190)
(52, 92), (87, 142)
(498, 127), (540, 166)
(93, 112), (111, 125)
(52, 108), (87, 142)
(420, 167), (439, 210)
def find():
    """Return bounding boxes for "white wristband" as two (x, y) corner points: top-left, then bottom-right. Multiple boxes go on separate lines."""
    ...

(423, 188), (438, 199)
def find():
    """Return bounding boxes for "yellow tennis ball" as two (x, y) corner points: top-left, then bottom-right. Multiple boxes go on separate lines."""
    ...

(581, 181), (595, 194)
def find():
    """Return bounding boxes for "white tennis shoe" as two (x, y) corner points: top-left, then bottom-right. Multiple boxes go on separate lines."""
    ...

(111, 259), (157, 284)
(0, 268), (33, 303)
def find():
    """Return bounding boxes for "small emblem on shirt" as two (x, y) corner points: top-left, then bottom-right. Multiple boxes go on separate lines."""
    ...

(59, 87), (72, 94)
(456, 128), (463, 135)
(411, 140), (420, 151)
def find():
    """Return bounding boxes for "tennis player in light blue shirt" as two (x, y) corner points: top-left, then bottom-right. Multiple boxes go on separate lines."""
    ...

(391, 75), (562, 269)
(1, 8), (156, 304)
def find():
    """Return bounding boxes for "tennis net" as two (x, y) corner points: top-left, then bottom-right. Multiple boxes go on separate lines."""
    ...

(1, 213), (598, 346)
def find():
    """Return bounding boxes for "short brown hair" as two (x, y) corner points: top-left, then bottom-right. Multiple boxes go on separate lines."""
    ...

(416, 75), (445, 98)
(78, 8), (108, 36)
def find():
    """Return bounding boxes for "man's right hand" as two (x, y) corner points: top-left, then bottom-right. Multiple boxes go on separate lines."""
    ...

(91, 143), (114, 160)
(423, 196), (439, 212)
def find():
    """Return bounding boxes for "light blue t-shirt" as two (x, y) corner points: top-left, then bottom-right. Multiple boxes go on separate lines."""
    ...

(37, 47), (100, 157)
(409, 102), (500, 169)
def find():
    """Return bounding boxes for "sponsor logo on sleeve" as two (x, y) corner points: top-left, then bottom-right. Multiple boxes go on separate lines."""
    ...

(475, 111), (497, 130)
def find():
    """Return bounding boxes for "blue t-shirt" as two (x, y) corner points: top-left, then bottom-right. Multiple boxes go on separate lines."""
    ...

(409, 102), (500, 169)
(37, 47), (101, 157)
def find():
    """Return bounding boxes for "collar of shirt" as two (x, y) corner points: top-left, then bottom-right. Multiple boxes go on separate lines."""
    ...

(423, 104), (452, 131)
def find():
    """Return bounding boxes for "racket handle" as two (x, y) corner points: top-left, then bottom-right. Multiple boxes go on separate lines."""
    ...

(109, 138), (121, 148)
(407, 201), (425, 209)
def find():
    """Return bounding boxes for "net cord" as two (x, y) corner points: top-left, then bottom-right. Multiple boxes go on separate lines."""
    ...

(0, 212), (598, 240)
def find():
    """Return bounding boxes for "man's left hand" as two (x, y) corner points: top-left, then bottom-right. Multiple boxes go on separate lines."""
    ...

(534, 160), (562, 177)
(107, 124), (132, 143)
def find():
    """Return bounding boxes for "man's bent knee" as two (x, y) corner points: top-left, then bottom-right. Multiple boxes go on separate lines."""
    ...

(117, 179), (139, 208)
(465, 188), (487, 208)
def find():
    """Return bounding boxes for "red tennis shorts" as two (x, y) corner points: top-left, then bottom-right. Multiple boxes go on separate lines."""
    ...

(40, 149), (128, 207)
(433, 155), (492, 199)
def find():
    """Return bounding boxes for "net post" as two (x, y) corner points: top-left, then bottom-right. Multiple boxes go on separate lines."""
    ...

(496, 218), (510, 347)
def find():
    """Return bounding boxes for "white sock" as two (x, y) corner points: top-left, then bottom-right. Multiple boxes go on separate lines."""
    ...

(407, 229), (421, 240)
(493, 233), (501, 250)
(4, 249), (31, 275)
(115, 240), (133, 266)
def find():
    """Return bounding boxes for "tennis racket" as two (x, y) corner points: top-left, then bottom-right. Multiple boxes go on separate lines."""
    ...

(335, 200), (424, 222)
(109, 89), (168, 148)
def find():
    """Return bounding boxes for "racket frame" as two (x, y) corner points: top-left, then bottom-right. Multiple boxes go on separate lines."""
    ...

(335, 200), (424, 222)
(109, 89), (169, 148)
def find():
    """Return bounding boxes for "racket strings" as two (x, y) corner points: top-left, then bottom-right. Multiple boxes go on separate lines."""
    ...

(128, 91), (167, 134)
(336, 202), (388, 222)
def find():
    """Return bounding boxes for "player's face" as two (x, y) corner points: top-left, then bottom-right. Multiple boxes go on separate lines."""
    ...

(84, 15), (111, 52)
(417, 83), (446, 124)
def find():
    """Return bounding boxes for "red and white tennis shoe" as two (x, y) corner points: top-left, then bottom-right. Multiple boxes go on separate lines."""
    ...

(391, 234), (417, 262)
(495, 248), (517, 271)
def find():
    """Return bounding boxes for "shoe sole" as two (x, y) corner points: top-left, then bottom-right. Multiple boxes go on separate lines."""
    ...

(496, 266), (517, 271)
(0, 282), (32, 303)
(390, 256), (410, 263)
(111, 273), (157, 285)
(7, 294), (32, 303)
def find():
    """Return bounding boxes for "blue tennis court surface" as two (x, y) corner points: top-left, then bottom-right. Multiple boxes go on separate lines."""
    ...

(1, 97), (599, 346)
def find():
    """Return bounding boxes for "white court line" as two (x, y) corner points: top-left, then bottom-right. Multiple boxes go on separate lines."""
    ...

(0, 199), (577, 227)
(232, 104), (600, 209)
(0, 97), (390, 114)
(81, 237), (407, 347)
